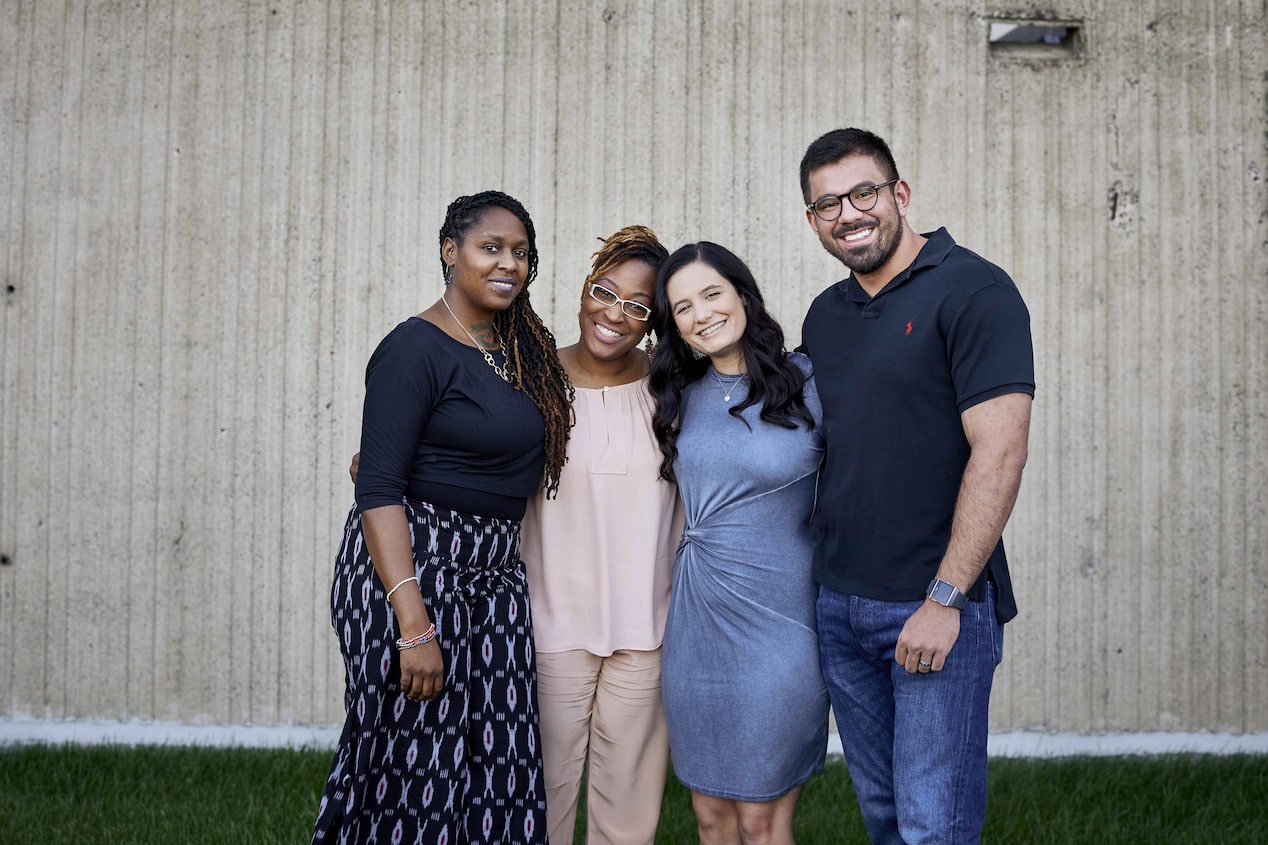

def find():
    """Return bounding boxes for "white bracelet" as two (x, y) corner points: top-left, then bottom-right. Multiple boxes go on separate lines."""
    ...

(386, 575), (418, 600)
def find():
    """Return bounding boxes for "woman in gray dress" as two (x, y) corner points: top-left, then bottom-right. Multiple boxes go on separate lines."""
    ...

(649, 242), (829, 845)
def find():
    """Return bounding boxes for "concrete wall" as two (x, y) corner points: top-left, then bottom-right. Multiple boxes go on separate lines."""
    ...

(1, 0), (1264, 732)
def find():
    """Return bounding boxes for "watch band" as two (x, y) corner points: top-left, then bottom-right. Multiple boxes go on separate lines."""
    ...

(926, 578), (968, 610)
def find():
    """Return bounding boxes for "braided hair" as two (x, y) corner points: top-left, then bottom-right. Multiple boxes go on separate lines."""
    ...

(583, 225), (670, 289)
(438, 191), (574, 497)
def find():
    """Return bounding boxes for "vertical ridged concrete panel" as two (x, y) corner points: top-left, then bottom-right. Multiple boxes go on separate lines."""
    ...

(974, 0), (1268, 733)
(0, 0), (1264, 733)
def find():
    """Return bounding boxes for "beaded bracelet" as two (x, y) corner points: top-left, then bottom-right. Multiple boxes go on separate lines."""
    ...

(385, 575), (418, 600)
(397, 624), (437, 650)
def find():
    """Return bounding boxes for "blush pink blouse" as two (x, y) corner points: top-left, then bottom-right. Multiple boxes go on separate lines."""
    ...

(520, 378), (683, 655)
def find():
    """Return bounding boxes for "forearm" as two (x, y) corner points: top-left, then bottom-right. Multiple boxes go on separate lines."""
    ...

(360, 505), (433, 638)
(934, 393), (1031, 593)
(935, 454), (1024, 592)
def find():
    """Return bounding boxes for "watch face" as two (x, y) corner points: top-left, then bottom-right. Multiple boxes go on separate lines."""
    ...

(929, 579), (964, 608)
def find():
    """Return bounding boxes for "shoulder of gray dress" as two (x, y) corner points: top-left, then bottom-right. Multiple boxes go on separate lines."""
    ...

(786, 350), (813, 377)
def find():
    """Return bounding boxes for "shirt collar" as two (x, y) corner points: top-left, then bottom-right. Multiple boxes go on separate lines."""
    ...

(837, 227), (955, 303)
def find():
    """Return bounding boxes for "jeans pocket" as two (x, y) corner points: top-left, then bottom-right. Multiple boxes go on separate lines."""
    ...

(987, 581), (1005, 666)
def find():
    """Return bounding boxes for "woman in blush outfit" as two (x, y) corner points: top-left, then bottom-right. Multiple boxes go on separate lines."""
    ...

(650, 242), (829, 845)
(314, 191), (572, 845)
(520, 226), (682, 844)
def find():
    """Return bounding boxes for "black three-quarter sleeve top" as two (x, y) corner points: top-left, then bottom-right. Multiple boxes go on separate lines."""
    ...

(354, 317), (547, 521)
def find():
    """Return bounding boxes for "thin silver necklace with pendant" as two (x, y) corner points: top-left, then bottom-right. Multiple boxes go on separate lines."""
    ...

(441, 296), (511, 383)
(711, 367), (747, 402)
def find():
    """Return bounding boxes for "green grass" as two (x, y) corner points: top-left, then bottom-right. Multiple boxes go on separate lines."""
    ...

(0, 746), (1264, 844)
(0, 745), (332, 844)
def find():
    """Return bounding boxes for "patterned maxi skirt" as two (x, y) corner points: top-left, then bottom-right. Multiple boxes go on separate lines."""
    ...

(313, 499), (548, 844)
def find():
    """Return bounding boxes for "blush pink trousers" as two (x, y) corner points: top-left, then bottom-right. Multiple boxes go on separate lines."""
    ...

(536, 648), (670, 844)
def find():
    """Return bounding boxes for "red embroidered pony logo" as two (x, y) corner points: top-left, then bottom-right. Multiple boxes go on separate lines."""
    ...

(905, 320), (913, 335)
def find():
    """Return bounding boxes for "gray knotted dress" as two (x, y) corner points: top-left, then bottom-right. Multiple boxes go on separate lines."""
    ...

(662, 353), (830, 801)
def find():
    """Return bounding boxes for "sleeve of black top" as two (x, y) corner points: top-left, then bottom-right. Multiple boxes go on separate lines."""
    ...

(355, 321), (441, 510)
(947, 281), (1036, 413)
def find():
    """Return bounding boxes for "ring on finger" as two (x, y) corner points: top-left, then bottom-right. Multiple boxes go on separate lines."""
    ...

(918, 659), (933, 668)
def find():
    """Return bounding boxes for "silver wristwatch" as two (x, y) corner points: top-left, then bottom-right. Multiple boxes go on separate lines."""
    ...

(926, 578), (968, 610)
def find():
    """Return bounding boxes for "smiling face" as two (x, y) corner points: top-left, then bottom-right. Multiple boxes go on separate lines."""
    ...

(805, 153), (911, 286)
(442, 206), (530, 321)
(578, 258), (656, 364)
(665, 261), (748, 374)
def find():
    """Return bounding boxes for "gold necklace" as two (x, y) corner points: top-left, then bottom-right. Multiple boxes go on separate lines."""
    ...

(441, 296), (511, 383)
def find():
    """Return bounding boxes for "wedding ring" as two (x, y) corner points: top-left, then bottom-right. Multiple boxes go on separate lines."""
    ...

(918, 660), (932, 668)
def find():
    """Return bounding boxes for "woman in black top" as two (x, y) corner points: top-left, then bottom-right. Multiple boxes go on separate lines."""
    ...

(313, 191), (572, 844)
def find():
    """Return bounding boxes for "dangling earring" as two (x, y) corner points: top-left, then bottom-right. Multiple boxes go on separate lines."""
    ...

(444, 264), (454, 285)
(643, 335), (656, 357)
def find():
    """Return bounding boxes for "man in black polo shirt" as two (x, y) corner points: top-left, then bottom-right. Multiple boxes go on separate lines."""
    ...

(798, 128), (1034, 844)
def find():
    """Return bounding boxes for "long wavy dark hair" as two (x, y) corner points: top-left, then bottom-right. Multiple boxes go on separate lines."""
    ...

(438, 191), (574, 497)
(649, 242), (814, 482)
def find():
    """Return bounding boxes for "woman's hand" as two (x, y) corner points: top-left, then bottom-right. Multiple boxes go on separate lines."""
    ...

(359, 505), (441, 701)
(348, 452), (360, 483)
(398, 639), (444, 701)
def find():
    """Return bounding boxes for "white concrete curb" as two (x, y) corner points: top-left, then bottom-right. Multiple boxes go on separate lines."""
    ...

(0, 716), (341, 749)
(983, 730), (1268, 758)
(3, 717), (1267, 757)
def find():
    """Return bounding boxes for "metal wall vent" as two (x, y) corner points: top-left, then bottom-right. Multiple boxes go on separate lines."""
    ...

(988, 19), (1082, 58)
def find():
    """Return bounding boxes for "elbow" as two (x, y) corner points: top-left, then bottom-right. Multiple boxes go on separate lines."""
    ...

(1008, 440), (1029, 476)
(972, 433), (1029, 485)
(1007, 449), (1028, 487)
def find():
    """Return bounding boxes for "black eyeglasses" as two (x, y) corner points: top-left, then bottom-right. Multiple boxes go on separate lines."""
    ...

(587, 283), (652, 321)
(807, 179), (899, 222)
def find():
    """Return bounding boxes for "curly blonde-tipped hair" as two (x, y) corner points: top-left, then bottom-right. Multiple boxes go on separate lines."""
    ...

(584, 225), (670, 289)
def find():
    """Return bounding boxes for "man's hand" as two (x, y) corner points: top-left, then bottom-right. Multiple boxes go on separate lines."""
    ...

(349, 452), (360, 483)
(895, 601), (961, 673)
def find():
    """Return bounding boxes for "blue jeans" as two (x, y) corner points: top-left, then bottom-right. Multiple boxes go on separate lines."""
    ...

(816, 584), (1004, 845)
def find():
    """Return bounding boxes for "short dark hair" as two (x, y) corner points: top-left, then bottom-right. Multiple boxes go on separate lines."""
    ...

(799, 128), (900, 203)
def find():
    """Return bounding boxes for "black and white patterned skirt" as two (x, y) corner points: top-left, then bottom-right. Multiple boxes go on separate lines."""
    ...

(313, 499), (547, 844)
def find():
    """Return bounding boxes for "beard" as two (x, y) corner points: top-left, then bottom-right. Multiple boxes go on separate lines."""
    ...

(820, 211), (903, 276)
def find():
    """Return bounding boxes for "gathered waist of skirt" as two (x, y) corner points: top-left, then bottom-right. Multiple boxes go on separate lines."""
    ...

(401, 496), (522, 574)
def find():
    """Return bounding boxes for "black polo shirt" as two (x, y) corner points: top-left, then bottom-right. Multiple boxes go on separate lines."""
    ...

(800, 228), (1034, 622)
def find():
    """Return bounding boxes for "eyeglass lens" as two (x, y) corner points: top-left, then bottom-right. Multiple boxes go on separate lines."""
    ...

(590, 285), (650, 320)
(813, 183), (890, 221)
